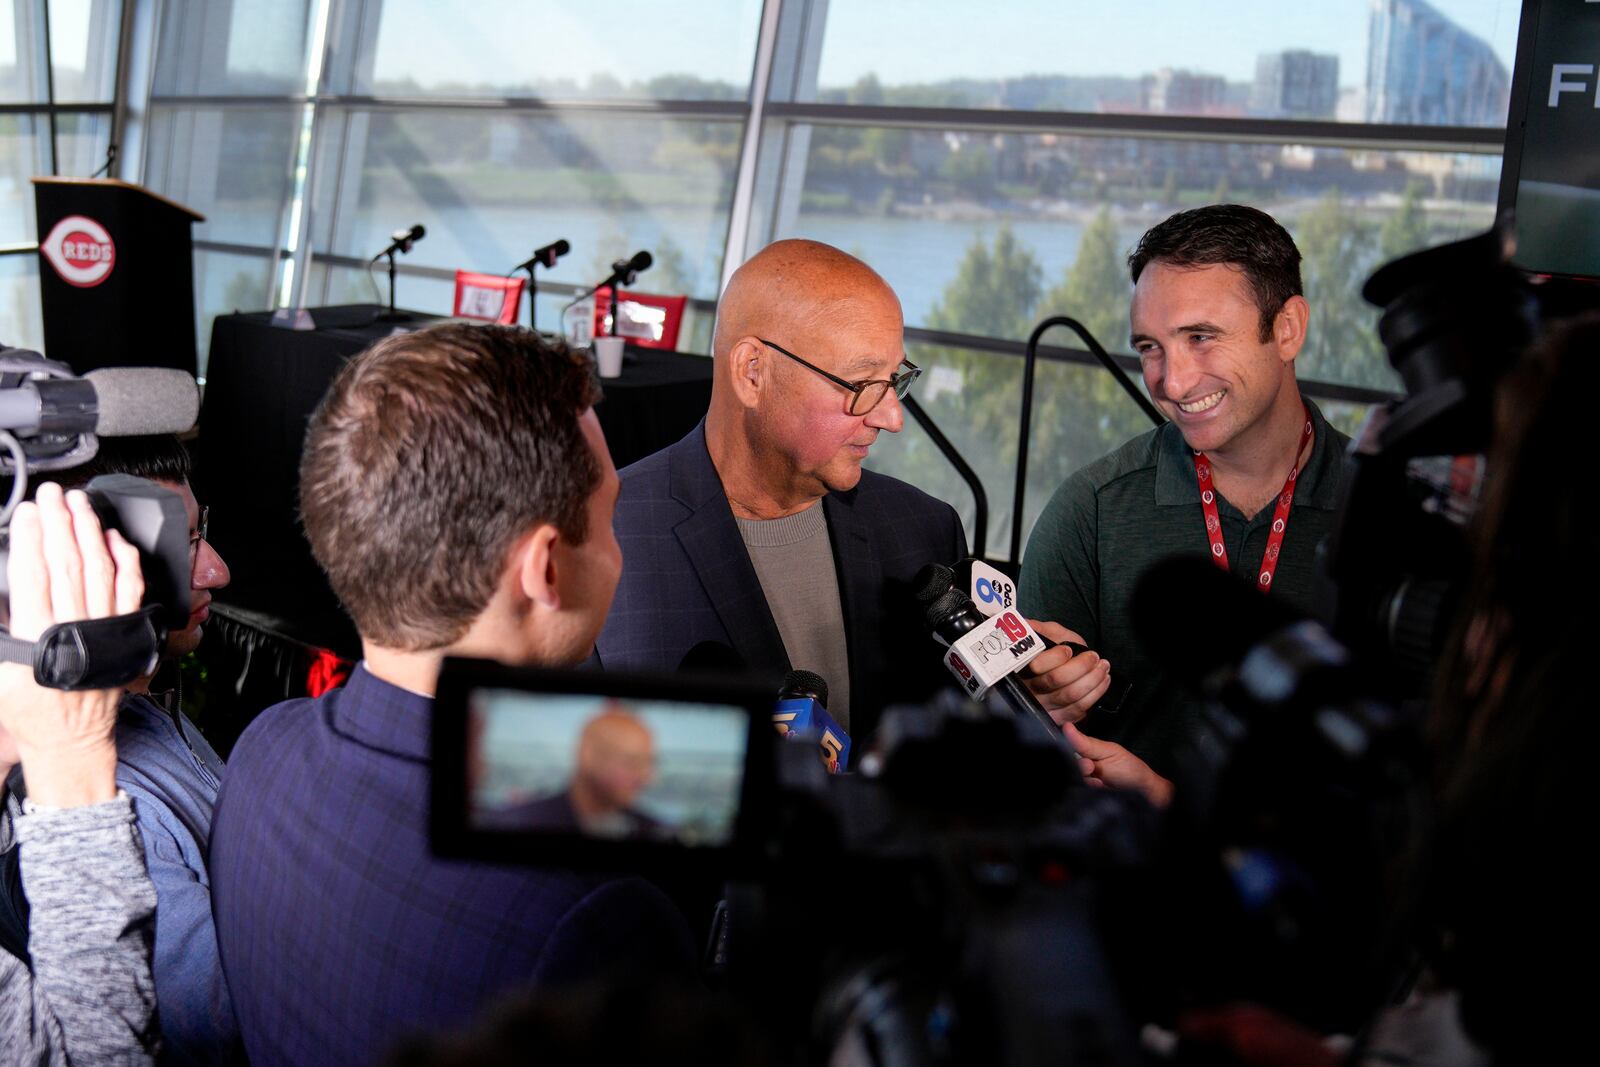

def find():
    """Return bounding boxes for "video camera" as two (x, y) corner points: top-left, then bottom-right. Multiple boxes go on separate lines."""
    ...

(432, 659), (1155, 1065)
(0, 344), (200, 689)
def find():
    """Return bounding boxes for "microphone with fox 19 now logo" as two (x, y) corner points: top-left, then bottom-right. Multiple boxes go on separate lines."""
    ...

(954, 557), (1133, 716)
(773, 669), (851, 773)
(913, 564), (1065, 744)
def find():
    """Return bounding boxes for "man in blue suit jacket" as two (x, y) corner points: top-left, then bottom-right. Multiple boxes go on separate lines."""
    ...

(596, 240), (967, 742)
(210, 324), (695, 1067)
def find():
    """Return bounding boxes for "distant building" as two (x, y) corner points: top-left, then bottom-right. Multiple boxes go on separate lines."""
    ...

(1252, 50), (1339, 118)
(1143, 68), (1230, 115)
(1365, 0), (1509, 126)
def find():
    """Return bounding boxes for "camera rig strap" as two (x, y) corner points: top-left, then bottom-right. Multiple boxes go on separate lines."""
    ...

(0, 607), (164, 690)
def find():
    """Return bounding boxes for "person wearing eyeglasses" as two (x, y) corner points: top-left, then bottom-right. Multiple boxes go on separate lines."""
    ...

(0, 435), (241, 1066)
(594, 239), (967, 741)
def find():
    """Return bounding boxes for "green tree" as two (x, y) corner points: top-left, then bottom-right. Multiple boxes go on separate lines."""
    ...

(647, 234), (698, 297)
(1031, 209), (1150, 536)
(938, 144), (996, 201)
(1160, 168), (1179, 205)
(1296, 190), (1386, 389)
(926, 223), (1042, 339)
(1040, 208), (1128, 349)
(878, 224), (1150, 554)
(1379, 180), (1430, 263)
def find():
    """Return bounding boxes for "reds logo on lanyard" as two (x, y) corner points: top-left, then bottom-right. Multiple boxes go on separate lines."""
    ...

(1192, 406), (1314, 593)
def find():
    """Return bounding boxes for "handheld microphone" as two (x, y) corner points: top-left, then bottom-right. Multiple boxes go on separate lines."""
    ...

(913, 566), (1063, 743)
(515, 239), (570, 272)
(375, 223), (425, 259)
(949, 557), (1133, 715)
(774, 669), (851, 773)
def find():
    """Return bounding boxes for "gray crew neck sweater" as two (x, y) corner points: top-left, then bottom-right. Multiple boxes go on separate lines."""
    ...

(734, 504), (852, 730)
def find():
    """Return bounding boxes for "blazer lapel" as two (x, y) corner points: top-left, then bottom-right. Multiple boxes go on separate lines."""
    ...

(669, 424), (788, 674)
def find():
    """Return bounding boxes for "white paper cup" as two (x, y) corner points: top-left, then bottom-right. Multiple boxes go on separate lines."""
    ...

(593, 336), (625, 379)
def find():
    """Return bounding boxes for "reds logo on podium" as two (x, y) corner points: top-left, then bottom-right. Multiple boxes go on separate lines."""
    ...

(41, 215), (116, 288)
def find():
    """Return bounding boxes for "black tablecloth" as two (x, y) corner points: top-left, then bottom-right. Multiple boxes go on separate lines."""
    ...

(194, 305), (712, 654)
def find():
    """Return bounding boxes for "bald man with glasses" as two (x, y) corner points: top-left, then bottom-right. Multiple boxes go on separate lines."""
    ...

(595, 239), (966, 740)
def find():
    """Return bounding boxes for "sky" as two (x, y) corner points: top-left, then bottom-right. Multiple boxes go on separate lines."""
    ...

(2, 1), (1527, 92)
(364, 0), (1524, 93)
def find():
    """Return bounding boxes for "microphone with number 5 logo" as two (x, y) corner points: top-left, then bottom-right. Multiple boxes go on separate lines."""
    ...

(773, 670), (851, 773)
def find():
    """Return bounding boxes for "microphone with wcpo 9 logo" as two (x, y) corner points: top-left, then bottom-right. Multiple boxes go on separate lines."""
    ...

(917, 564), (1060, 741)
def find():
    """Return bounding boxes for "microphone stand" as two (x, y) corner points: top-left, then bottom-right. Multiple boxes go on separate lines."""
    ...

(373, 250), (410, 324)
(1011, 317), (1165, 563)
(522, 262), (541, 332)
(606, 266), (642, 337)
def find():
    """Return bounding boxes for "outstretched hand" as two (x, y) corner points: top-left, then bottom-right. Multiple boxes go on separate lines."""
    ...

(1062, 722), (1173, 808)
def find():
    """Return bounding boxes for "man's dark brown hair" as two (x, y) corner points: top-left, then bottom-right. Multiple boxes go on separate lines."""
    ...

(1128, 204), (1303, 341)
(300, 323), (602, 650)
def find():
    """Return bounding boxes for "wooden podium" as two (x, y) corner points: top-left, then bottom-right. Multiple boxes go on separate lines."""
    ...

(32, 177), (204, 375)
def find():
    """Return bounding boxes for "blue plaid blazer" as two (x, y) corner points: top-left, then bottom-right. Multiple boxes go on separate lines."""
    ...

(209, 666), (695, 1067)
(595, 421), (968, 741)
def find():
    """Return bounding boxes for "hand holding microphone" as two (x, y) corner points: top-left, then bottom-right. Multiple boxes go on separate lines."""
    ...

(1019, 621), (1112, 726)
(949, 558), (1120, 725)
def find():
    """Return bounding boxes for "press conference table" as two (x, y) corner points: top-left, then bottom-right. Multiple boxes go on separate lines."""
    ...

(194, 304), (713, 656)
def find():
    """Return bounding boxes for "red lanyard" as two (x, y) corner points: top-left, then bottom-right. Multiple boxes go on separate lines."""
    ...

(1191, 406), (1314, 593)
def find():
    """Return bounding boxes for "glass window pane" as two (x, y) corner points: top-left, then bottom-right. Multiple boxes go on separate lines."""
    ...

(49, 0), (120, 103)
(0, 114), (50, 243)
(870, 344), (1373, 560)
(358, 0), (761, 101)
(194, 248), (276, 377)
(312, 109), (741, 303)
(55, 109), (110, 176)
(144, 105), (299, 247)
(152, 0), (312, 96)
(1, 0), (49, 103)
(802, 0), (1520, 126)
(755, 122), (1501, 392)
(0, 252), (45, 349)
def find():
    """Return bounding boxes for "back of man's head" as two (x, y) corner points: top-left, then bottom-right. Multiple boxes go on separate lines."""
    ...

(300, 323), (602, 651)
(1128, 204), (1303, 342)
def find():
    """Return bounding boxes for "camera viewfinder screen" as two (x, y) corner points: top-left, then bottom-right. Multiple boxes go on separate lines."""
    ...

(468, 690), (749, 846)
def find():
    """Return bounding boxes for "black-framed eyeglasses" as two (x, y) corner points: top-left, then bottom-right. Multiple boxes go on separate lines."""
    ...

(758, 338), (922, 416)
(188, 505), (209, 572)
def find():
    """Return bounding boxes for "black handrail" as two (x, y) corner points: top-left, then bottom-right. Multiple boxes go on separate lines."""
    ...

(1012, 316), (1165, 563)
(902, 394), (989, 559)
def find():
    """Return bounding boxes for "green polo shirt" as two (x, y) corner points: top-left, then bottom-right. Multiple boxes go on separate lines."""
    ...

(1018, 398), (1350, 776)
